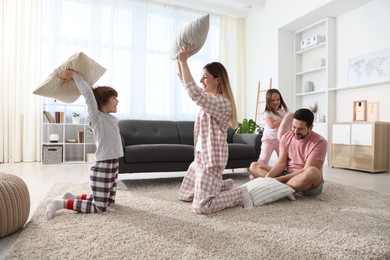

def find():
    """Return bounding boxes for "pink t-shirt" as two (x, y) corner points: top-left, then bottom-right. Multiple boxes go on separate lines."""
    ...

(279, 130), (328, 172)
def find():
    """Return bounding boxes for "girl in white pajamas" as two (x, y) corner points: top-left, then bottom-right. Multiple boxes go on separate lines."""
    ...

(257, 88), (289, 164)
(46, 69), (123, 219)
(177, 46), (253, 214)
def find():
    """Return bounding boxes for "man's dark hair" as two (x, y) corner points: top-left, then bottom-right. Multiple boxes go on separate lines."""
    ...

(293, 108), (314, 127)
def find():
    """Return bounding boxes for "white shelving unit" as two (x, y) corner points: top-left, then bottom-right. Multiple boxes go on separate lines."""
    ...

(293, 17), (335, 141)
(42, 98), (96, 163)
(328, 80), (390, 92)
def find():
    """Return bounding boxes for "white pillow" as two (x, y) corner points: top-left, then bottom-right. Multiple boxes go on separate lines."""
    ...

(243, 177), (295, 206)
(170, 14), (209, 60)
(33, 52), (106, 103)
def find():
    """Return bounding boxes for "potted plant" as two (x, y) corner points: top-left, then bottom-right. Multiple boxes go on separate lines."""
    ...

(235, 118), (258, 134)
(72, 112), (80, 124)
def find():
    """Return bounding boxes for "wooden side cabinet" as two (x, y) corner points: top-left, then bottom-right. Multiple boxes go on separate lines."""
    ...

(331, 122), (390, 173)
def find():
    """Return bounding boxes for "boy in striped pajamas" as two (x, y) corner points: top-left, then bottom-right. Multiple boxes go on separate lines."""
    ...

(46, 69), (123, 219)
(177, 46), (253, 214)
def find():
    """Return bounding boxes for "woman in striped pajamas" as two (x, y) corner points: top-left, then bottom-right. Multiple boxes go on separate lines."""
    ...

(177, 46), (253, 214)
(46, 69), (123, 219)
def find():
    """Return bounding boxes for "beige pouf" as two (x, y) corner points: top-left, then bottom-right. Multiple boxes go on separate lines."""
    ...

(0, 173), (30, 238)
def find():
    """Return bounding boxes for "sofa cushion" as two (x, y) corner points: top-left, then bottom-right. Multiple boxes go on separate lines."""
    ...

(228, 143), (256, 160)
(176, 121), (195, 145)
(227, 128), (235, 143)
(119, 120), (180, 145)
(124, 144), (194, 163)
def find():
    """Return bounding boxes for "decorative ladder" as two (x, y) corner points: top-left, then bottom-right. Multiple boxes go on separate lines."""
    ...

(255, 78), (272, 126)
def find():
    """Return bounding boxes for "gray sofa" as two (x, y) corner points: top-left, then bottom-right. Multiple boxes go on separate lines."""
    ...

(118, 120), (262, 173)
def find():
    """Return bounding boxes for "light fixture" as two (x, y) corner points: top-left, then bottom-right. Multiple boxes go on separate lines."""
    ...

(357, 102), (362, 112)
(353, 100), (367, 121)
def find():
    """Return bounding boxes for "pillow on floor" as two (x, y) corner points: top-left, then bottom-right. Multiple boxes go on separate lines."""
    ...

(33, 52), (106, 103)
(170, 14), (209, 60)
(243, 177), (295, 206)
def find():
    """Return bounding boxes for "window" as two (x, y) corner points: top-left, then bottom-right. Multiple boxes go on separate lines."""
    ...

(42, 0), (219, 120)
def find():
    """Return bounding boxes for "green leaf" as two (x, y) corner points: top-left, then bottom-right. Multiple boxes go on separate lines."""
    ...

(235, 118), (258, 134)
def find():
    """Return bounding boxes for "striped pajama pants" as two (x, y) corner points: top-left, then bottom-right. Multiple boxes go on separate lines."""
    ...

(71, 159), (119, 213)
(179, 152), (243, 214)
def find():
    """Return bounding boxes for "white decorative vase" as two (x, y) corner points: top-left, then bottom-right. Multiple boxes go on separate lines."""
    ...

(72, 117), (80, 124)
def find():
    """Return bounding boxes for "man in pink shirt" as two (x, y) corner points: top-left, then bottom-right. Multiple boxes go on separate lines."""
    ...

(248, 108), (327, 196)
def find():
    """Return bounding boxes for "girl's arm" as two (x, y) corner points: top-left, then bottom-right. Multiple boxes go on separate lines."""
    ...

(264, 110), (286, 129)
(264, 116), (283, 129)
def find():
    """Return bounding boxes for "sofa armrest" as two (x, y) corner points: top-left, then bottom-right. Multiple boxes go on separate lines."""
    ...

(232, 133), (261, 145)
(121, 135), (125, 149)
(232, 133), (262, 158)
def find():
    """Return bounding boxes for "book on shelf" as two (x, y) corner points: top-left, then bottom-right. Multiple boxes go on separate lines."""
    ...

(77, 131), (84, 143)
(53, 111), (65, 123)
(60, 112), (65, 123)
(43, 111), (55, 123)
(55, 111), (60, 123)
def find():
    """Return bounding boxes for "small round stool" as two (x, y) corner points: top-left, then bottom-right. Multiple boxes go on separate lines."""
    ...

(0, 173), (30, 238)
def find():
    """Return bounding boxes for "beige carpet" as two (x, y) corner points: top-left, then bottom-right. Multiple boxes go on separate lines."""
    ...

(6, 175), (390, 259)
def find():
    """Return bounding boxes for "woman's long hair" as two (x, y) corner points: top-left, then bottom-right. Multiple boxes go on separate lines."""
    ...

(204, 62), (237, 128)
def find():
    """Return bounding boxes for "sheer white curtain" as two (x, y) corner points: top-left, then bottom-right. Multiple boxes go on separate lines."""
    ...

(219, 16), (246, 121)
(1, 0), (246, 163)
(0, 0), (42, 163)
(41, 0), (220, 121)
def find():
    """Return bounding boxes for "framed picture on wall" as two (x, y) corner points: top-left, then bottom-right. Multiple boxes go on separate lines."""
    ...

(353, 100), (367, 121)
(348, 48), (390, 86)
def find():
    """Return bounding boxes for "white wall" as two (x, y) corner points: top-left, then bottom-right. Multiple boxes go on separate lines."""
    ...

(245, 0), (390, 165)
(245, 0), (390, 122)
(335, 0), (390, 122)
(245, 0), (332, 118)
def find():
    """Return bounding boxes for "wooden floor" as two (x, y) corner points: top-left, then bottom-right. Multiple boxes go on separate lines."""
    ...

(0, 162), (389, 259)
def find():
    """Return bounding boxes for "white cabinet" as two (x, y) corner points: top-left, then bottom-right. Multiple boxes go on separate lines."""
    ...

(331, 122), (390, 173)
(351, 124), (372, 145)
(293, 17), (335, 143)
(42, 98), (96, 163)
(332, 124), (350, 145)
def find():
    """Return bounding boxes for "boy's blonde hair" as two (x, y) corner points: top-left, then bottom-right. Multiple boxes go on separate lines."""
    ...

(203, 62), (237, 128)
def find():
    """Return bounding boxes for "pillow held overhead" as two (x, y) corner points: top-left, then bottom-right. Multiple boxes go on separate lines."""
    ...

(33, 52), (106, 103)
(170, 14), (210, 60)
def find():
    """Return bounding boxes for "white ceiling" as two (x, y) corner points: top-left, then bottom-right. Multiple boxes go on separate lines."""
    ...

(153, 0), (266, 17)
